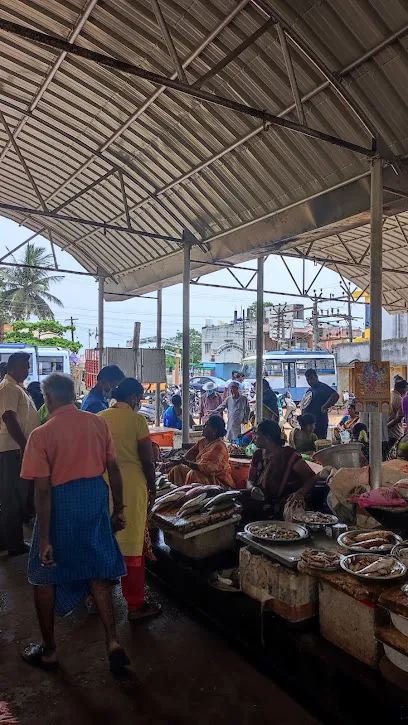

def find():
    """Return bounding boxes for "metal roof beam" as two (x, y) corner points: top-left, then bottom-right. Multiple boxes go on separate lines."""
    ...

(118, 171), (132, 229)
(6, 20), (404, 257)
(193, 16), (276, 89)
(60, 19), (405, 255)
(305, 265), (323, 295)
(279, 255), (303, 295)
(150, 0), (188, 84)
(276, 23), (306, 125)
(250, 0), (382, 145)
(0, 0), (98, 166)
(0, 200), (182, 242)
(48, 230), (58, 269)
(0, 110), (48, 211)
(0, 168), (116, 261)
(0, 20), (374, 158)
(190, 279), (356, 302)
(4, 0), (250, 220)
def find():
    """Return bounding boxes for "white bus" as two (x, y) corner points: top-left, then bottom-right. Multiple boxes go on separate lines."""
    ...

(242, 350), (337, 402)
(0, 344), (71, 384)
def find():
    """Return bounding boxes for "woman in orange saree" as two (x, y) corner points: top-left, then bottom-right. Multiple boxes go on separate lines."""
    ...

(168, 415), (233, 489)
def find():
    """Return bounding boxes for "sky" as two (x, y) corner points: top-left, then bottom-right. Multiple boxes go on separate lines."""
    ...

(0, 216), (391, 351)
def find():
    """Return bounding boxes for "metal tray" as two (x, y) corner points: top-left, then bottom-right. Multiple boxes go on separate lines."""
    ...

(293, 512), (338, 528)
(338, 529), (402, 554)
(340, 553), (407, 581)
(244, 520), (309, 544)
(391, 540), (408, 565)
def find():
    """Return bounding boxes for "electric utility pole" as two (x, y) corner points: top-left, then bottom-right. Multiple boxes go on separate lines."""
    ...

(65, 316), (78, 343)
(340, 281), (354, 343)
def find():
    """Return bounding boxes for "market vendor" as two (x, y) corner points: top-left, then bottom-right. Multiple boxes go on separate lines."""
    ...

(246, 420), (317, 518)
(163, 394), (194, 430)
(289, 413), (317, 454)
(333, 403), (359, 441)
(167, 415), (233, 488)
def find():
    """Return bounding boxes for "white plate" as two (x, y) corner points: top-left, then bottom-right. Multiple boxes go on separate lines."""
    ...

(338, 529), (402, 554)
(244, 520), (309, 543)
(340, 554), (407, 581)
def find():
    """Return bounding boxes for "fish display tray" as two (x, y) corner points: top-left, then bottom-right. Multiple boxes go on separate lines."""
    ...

(338, 529), (402, 554)
(244, 520), (309, 544)
(153, 503), (241, 533)
(237, 531), (339, 569)
(163, 515), (241, 559)
(340, 554), (407, 581)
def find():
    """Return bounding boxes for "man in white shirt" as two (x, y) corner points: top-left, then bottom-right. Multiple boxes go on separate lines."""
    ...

(215, 381), (250, 441)
(0, 352), (40, 555)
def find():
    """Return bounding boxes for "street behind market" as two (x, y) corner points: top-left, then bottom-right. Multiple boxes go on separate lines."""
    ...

(0, 550), (317, 725)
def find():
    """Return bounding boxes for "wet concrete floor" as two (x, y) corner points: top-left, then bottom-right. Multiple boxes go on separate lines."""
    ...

(0, 552), (319, 724)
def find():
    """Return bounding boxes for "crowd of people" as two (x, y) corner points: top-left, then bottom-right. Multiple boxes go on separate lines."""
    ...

(0, 357), (356, 674)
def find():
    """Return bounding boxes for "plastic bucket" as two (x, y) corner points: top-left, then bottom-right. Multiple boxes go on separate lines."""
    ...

(150, 430), (175, 448)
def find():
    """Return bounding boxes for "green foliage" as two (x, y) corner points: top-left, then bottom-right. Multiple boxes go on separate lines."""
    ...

(167, 329), (202, 365)
(4, 320), (81, 353)
(0, 245), (63, 320)
(248, 301), (273, 316)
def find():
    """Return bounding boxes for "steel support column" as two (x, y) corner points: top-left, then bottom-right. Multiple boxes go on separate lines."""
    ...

(98, 275), (104, 371)
(155, 288), (163, 427)
(369, 158), (383, 489)
(182, 236), (190, 445)
(256, 257), (264, 422)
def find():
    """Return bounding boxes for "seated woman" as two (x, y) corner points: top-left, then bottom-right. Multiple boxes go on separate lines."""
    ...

(289, 414), (317, 454)
(351, 422), (369, 464)
(334, 403), (359, 441)
(168, 415), (233, 488)
(247, 420), (317, 519)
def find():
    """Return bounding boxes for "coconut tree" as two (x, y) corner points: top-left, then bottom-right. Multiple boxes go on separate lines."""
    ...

(1, 244), (64, 320)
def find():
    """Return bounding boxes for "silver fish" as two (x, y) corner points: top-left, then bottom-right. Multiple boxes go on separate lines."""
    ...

(203, 491), (239, 509)
(152, 490), (185, 513)
(177, 493), (207, 515)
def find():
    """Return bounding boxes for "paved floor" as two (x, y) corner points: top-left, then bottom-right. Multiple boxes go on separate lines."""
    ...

(0, 551), (318, 725)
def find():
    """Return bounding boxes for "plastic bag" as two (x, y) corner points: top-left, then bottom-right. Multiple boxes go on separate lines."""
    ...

(283, 493), (305, 522)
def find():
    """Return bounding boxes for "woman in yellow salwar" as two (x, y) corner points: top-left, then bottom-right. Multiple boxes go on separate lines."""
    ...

(99, 378), (160, 621)
(168, 415), (233, 488)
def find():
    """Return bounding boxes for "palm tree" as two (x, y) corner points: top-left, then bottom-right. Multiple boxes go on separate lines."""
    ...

(1, 244), (64, 320)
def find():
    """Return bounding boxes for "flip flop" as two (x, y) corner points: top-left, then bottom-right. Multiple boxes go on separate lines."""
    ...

(22, 644), (59, 671)
(128, 602), (162, 622)
(108, 647), (131, 673)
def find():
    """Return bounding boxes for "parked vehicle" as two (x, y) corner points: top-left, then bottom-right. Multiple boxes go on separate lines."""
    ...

(242, 350), (337, 403)
(189, 375), (226, 393)
(0, 343), (70, 384)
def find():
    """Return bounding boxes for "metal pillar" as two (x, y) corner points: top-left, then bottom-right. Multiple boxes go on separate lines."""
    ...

(98, 275), (104, 371)
(182, 237), (190, 445)
(347, 287), (353, 343)
(155, 288), (162, 427)
(369, 157), (383, 489)
(256, 257), (264, 423)
(312, 298), (319, 349)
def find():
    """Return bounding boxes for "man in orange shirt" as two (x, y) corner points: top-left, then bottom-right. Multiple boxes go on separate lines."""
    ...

(20, 373), (129, 673)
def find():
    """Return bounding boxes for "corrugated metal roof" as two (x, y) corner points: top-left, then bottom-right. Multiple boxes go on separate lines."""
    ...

(0, 0), (407, 308)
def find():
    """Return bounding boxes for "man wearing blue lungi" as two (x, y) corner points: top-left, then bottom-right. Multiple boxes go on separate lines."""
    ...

(21, 373), (130, 673)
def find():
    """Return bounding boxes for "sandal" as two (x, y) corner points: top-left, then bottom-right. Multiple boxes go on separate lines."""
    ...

(128, 602), (162, 622)
(108, 646), (130, 673)
(22, 644), (59, 671)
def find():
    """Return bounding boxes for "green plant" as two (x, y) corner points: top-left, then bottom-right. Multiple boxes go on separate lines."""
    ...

(1, 245), (63, 319)
(4, 320), (81, 353)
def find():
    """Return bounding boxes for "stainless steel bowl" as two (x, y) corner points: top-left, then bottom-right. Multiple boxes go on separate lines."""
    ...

(244, 520), (309, 543)
(313, 443), (363, 469)
(338, 529), (402, 554)
(340, 553), (406, 581)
